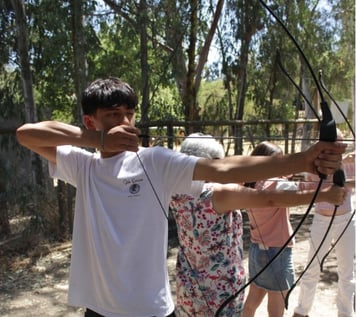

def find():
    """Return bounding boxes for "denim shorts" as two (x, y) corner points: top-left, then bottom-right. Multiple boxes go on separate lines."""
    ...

(248, 242), (295, 291)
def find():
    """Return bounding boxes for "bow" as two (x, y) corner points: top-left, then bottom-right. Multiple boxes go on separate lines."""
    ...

(215, 1), (345, 315)
(316, 73), (355, 271)
(137, 2), (353, 315)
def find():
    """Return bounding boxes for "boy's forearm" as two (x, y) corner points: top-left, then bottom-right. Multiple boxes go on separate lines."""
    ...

(200, 152), (306, 184)
(196, 141), (345, 183)
(17, 121), (101, 149)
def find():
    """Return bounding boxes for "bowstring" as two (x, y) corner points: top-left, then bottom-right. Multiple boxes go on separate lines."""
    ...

(136, 152), (169, 220)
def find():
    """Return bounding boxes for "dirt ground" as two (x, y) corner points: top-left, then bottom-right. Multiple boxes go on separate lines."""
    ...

(0, 204), (354, 317)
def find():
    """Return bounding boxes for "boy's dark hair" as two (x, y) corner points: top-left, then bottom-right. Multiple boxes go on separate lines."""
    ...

(81, 77), (138, 115)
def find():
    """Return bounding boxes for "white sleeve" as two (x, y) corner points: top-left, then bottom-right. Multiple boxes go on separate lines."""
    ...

(143, 146), (200, 196)
(48, 145), (93, 187)
(275, 180), (299, 191)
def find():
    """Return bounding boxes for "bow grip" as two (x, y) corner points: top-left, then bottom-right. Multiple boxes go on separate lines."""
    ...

(318, 100), (337, 180)
(333, 169), (345, 187)
(319, 119), (337, 142)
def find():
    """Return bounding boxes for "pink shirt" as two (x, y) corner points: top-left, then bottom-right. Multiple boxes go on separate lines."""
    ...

(247, 179), (299, 247)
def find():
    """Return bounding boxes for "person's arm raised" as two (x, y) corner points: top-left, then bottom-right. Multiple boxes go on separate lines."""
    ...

(16, 121), (139, 163)
(17, 121), (95, 163)
(193, 141), (346, 184)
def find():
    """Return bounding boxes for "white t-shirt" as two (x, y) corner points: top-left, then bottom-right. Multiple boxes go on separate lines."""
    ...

(49, 145), (199, 317)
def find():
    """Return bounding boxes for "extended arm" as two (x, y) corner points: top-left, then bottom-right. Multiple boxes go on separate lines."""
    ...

(212, 183), (346, 214)
(193, 141), (346, 184)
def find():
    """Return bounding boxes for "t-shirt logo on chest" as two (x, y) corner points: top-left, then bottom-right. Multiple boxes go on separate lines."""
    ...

(123, 177), (144, 196)
(129, 183), (140, 194)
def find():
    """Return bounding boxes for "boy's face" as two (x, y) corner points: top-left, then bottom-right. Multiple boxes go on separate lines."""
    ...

(84, 105), (135, 131)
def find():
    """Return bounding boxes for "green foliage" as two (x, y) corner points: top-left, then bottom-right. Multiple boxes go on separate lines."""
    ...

(148, 85), (184, 121)
(0, 0), (353, 127)
(0, 67), (23, 119)
(51, 106), (75, 123)
(86, 16), (141, 87)
(199, 79), (229, 121)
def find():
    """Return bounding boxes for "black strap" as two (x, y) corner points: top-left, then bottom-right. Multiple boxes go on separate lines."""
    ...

(85, 309), (104, 317)
(85, 308), (176, 317)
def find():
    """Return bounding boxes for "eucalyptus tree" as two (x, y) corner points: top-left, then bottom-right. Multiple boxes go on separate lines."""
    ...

(327, 0), (355, 136)
(0, 0), (38, 237)
(243, 1), (350, 150)
(100, 0), (150, 142)
(220, 0), (264, 153)
(2, 0), (97, 238)
(264, 0), (354, 150)
(9, 0), (36, 124)
(99, 0), (224, 133)
(248, 2), (301, 141)
(70, 0), (87, 124)
(7, 0), (49, 203)
(213, 0), (353, 153)
(162, 0), (224, 133)
(95, 0), (172, 134)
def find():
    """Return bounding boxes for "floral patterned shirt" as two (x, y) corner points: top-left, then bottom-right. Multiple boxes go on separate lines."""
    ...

(170, 183), (245, 317)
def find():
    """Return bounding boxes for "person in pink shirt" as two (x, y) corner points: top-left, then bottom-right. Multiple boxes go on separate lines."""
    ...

(242, 141), (310, 317)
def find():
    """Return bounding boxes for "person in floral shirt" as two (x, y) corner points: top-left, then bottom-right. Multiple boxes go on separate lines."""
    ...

(170, 135), (346, 317)
(170, 133), (245, 317)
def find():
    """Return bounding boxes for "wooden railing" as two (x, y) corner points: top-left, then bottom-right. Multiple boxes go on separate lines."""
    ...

(136, 118), (321, 154)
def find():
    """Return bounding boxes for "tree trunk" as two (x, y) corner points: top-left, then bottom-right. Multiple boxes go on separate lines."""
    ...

(0, 183), (10, 239)
(10, 0), (43, 186)
(10, 0), (36, 123)
(301, 61), (314, 151)
(164, 0), (223, 131)
(70, 0), (87, 124)
(56, 0), (88, 237)
(57, 180), (67, 239)
(139, 0), (150, 147)
(194, 0), (224, 91)
(185, 0), (198, 134)
(234, 39), (250, 154)
(232, 1), (263, 154)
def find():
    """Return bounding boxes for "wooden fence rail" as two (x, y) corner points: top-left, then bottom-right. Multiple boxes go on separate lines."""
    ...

(136, 118), (321, 154)
(4, 118), (353, 155)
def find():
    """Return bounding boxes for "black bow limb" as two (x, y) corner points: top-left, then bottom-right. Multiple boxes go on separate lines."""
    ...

(316, 78), (337, 180)
(319, 70), (355, 139)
